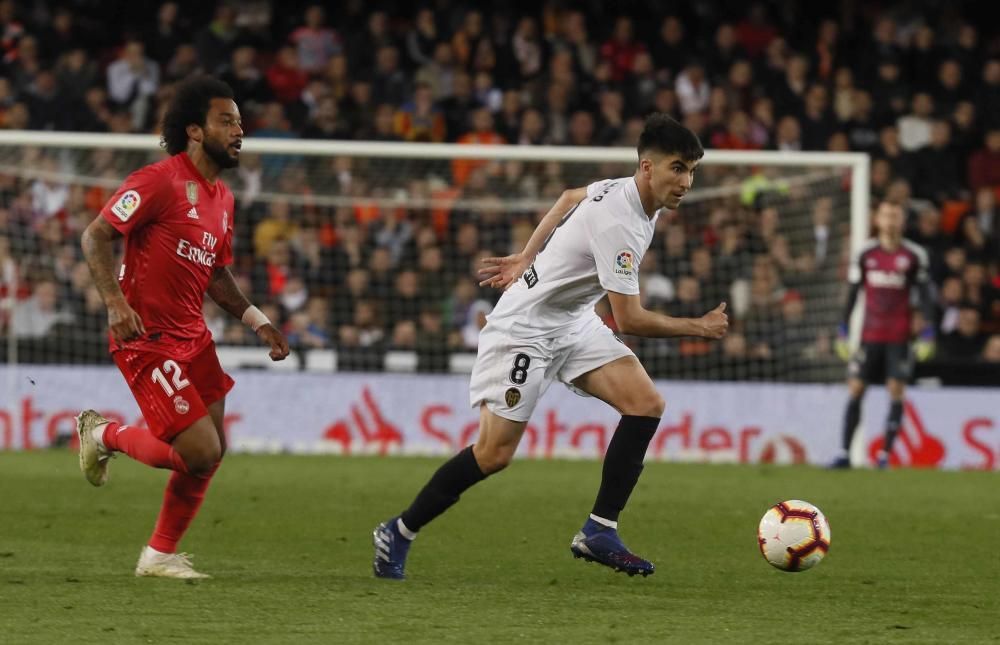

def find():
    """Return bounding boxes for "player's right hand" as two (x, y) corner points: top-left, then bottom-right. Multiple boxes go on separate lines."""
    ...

(699, 302), (729, 339)
(478, 253), (529, 291)
(257, 323), (290, 361)
(107, 299), (145, 344)
(834, 323), (851, 362)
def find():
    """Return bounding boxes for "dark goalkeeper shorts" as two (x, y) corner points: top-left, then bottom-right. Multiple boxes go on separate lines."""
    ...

(848, 342), (914, 384)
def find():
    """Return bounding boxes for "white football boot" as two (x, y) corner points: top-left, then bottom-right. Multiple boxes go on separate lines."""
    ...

(135, 546), (211, 579)
(75, 409), (113, 487)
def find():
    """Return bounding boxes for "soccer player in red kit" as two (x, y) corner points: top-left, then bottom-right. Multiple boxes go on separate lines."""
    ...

(76, 76), (289, 578)
(832, 201), (935, 469)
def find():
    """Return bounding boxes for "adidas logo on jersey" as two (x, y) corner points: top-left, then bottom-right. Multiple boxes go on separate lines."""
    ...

(187, 207), (199, 219)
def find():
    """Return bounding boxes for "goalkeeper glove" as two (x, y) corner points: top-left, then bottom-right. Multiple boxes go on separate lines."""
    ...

(914, 327), (936, 362)
(834, 323), (851, 362)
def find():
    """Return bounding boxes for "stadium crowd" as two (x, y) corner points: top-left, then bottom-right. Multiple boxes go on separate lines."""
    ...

(1, 0), (999, 381)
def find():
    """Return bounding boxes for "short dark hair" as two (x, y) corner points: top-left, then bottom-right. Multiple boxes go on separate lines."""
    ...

(637, 113), (704, 162)
(160, 76), (235, 155)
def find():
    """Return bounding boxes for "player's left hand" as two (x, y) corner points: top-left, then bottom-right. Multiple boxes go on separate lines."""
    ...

(914, 327), (935, 362)
(478, 253), (529, 291)
(257, 323), (290, 361)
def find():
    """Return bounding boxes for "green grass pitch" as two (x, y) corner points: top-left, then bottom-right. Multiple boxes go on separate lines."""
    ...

(1, 452), (997, 644)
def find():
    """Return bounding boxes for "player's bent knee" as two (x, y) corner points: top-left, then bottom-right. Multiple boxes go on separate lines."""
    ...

(180, 446), (222, 476)
(621, 391), (665, 418)
(474, 445), (514, 475)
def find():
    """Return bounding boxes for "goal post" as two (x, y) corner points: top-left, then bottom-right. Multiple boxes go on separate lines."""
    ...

(0, 131), (869, 391)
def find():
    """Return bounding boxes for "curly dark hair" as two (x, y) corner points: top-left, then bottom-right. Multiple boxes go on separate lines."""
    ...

(637, 113), (704, 162)
(160, 76), (235, 156)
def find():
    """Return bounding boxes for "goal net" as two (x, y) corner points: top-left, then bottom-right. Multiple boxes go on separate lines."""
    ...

(0, 132), (868, 387)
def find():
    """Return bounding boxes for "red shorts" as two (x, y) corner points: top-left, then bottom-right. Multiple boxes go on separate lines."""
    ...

(113, 342), (235, 441)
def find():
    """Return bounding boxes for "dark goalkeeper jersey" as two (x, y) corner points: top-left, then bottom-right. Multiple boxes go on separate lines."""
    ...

(848, 239), (929, 344)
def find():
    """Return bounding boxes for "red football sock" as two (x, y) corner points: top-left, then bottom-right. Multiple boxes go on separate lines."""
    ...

(102, 422), (188, 473)
(148, 464), (219, 554)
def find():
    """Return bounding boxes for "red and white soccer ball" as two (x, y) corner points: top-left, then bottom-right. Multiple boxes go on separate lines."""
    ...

(757, 500), (831, 572)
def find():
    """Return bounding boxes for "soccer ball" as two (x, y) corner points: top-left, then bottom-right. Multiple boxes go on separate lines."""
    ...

(757, 500), (831, 572)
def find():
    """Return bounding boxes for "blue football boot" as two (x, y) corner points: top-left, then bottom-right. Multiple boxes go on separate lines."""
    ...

(570, 518), (655, 577)
(828, 455), (851, 469)
(372, 517), (411, 580)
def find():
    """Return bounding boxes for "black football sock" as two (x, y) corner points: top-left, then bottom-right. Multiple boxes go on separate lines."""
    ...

(591, 416), (660, 523)
(841, 397), (862, 453)
(883, 400), (904, 453)
(400, 445), (486, 533)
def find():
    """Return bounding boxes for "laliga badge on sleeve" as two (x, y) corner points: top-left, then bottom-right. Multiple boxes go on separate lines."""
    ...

(111, 190), (141, 222)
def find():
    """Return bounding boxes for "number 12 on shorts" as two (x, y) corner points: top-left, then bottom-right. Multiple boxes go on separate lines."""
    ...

(152, 359), (191, 396)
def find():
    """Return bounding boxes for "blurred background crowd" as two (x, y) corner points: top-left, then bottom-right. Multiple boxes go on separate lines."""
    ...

(1, 0), (998, 382)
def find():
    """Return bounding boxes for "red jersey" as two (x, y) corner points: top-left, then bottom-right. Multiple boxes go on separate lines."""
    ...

(849, 238), (929, 344)
(100, 152), (235, 360)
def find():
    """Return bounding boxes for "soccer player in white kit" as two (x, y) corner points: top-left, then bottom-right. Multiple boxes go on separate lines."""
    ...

(374, 114), (728, 579)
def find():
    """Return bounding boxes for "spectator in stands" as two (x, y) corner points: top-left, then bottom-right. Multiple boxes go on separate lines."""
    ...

(675, 60), (710, 116)
(799, 84), (835, 150)
(461, 300), (491, 350)
(301, 96), (351, 139)
(164, 43), (200, 83)
(897, 92), (934, 152)
(371, 45), (408, 107)
(773, 115), (802, 151)
(967, 129), (1000, 193)
(219, 46), (271, 111)
(406, 8), (438, 69)
(266, 46), (309, 106)
(933, 59), (969, 115)
(982, 335), (1000, 362)
(938, 276), (965, 334)
(286, 309), (330, 349)
(331, 268), (369, 328)
(417, 246), (448, 303)
(106, 39), (159, 130)
(452, 107), (504, 185)
(599, 16), (643, 83)
(909, 206), (949, 282)
(339, 299), (385, 351)
(394, 82), (445, 142)
(11, 279), (73, 338)
(978, 59), (1000, 129)
(939, 304), (985, 360)
(195, 4), (239, 75)
(415, 306), (451, 372)
(290, 5), (341, 76)
(870, 56), (908, 123)
(146, 2), (184, 66)
(912, 120), (965, 203)
(7, 34), (41, 93)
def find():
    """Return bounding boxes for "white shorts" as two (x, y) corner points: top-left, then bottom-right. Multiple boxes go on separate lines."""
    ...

(468, 316), (635, 422)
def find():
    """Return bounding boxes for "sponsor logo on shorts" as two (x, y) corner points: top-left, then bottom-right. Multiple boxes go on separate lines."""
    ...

(173, 395), (190, 414)
(614, 249), (634, 276)
(504, 387), (521, 407)
(111, 190), (141, 221)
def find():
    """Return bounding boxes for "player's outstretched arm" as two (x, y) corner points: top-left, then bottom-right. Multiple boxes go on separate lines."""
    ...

(607, 291), (729, 339)
(207, 266), (290, 361)
(478, 186), (588, 290)
(81, 217), (146, 344)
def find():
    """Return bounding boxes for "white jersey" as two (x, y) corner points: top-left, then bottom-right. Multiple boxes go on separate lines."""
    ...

(487, 176), (658, 339)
